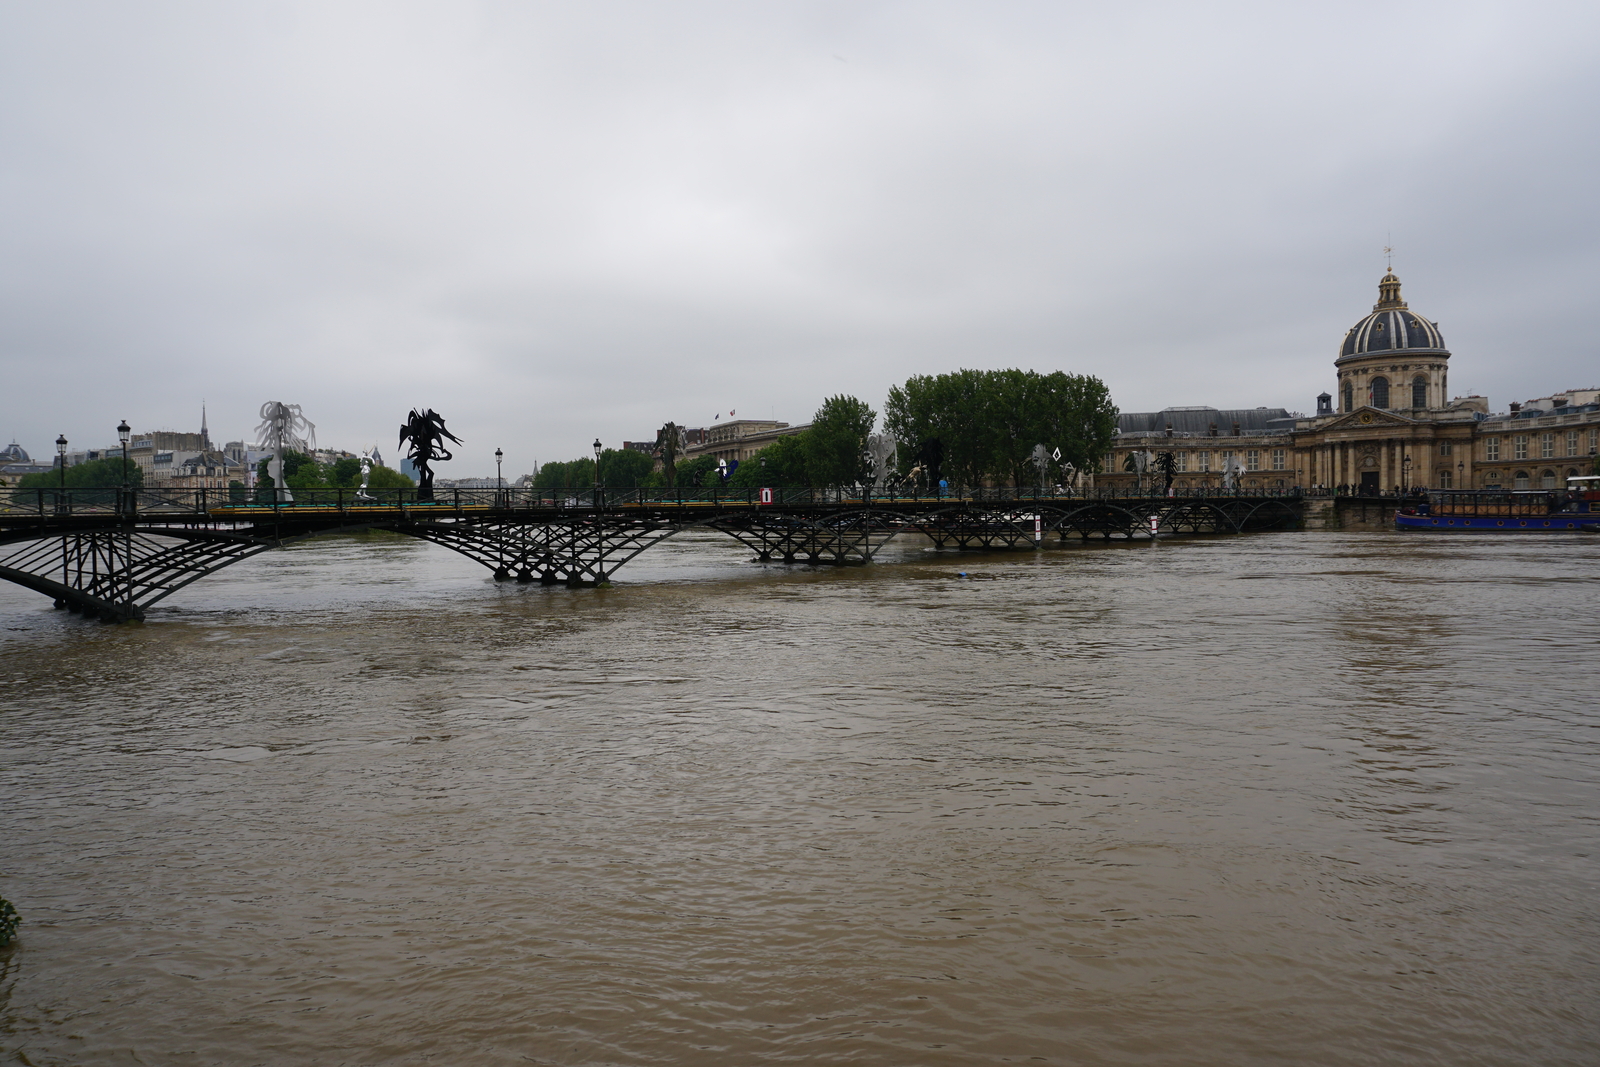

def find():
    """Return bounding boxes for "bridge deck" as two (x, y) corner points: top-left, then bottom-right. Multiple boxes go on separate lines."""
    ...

(0, 486), (1305, 621)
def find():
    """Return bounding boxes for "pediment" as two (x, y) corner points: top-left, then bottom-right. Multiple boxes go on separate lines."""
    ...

(1322, 407), (1416, 431)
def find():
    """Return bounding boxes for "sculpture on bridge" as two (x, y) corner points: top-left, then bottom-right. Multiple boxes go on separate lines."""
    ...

(254, 401), (317, 503)
(1220, 454), (1244, 491)
(864, 433), (897, 490)
(399, 409), (462, 502)
(357, 447), (376, 500)
(1155, 451), (1178, 495)
(655, 422), (686, 488)
(1030, 444), (1058, 487)
(911, 438), (943, 490)
(1122, 449), (1153, 493)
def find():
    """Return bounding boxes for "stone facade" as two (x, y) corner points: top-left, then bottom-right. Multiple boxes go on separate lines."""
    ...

(682, 419), (810, 465)
(1100, 272), (1600, 492)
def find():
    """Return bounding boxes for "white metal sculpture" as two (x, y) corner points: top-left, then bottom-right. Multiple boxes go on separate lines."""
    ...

(254, 401), (316, 502)
(1030, 443), (1054, 485)
(357, 447), (376, 500)
(1221, 454), (1244, 490)
(865, 433), (897, 488)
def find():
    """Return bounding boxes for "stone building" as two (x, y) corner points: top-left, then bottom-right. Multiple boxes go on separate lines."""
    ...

(682, 419), (810, 466)
(1101, 271), (1600, 492)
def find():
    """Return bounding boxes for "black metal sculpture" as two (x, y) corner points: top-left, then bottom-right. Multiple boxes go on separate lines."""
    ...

(915, 438), (943, 488)
(1155, 451), (1178, 494)
(655, 422), (685, 488)
(399, 408), (462, 501)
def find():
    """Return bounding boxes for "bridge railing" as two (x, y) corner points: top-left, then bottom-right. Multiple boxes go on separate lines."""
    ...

(0, 483), (1304, 518)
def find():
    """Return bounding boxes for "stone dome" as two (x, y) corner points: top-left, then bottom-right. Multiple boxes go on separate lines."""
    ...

(0, 440), (30, 463)
(1338, 271), (1447, 357)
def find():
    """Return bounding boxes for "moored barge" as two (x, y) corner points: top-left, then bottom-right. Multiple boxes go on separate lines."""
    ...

(1396, 476), (1600, 531)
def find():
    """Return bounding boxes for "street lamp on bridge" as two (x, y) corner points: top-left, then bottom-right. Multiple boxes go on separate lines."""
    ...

(55, 434), (67, 488)
(1402, 453), (1413, 493)
(117, 420), (131, 487)
(495, 447), (503, 489)
(593, 439), (602, 497)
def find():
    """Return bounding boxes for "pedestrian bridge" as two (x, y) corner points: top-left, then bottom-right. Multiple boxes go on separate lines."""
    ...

(0, 485), (1302, 621)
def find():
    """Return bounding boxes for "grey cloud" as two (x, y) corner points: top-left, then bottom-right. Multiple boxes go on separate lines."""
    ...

(2, 0), (1597, 471)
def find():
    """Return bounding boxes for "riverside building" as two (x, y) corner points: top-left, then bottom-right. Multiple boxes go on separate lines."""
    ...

(1101, 271), (1600, 492)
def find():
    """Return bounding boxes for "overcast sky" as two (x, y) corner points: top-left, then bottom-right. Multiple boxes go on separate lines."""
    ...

(3, 0), (1597, 475)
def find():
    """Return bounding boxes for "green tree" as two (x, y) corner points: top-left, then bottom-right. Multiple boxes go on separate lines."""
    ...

(534, 458), (597, 489)
(884, 369), (1117, 486)
(676, 455), (719, 488)
(366, 465), (414, 488)
(597, 448), (656, 487)
(329, 457), (363, 487)
(255, 450), (327, 489)
(725, 432), (811, 487)
(804, 395), (875, 488)
(18, 457), (143, 489)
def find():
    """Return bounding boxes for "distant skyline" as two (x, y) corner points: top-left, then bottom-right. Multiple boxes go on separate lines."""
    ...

(3, 1), (1598, 475)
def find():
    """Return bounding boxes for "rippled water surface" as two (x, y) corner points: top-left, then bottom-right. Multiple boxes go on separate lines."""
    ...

(2, 529), (1598, 1065)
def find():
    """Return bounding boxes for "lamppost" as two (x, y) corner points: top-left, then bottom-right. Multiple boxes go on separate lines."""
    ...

(495, 447), (503, 488)
(1402, 453), (1412, 493)
(1457, 459), (1464, 489)
(117, 419), (131, 496)
(55, 433), (67, 515)
(592, 438), (602, 503)
(116, 419), (133, 607)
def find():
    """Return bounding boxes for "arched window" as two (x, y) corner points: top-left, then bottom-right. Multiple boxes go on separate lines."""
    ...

(1342, 381), (1353, 411)
(1412, 376), (1427, 408)
(1542, 470), (1557, 489)
(1370, 376), (1390, 409)
(1514, 471), (1530, 490)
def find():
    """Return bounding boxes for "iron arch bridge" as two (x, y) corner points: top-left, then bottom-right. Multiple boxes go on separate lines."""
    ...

(0, 486), (1302, 621)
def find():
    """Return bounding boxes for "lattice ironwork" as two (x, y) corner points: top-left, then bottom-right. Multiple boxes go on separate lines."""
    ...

(708, 509), (901, 564)
(0, 526), (272, 621)
(0, 488), (1306, 620)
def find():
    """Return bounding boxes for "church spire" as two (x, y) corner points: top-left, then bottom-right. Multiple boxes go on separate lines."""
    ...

(201, 402), (210, 450)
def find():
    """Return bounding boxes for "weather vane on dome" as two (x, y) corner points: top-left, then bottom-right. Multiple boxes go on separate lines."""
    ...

(1384, 235), (1393, 272)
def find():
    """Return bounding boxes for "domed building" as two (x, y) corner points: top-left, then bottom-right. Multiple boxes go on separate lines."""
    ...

(1335, 272), (1451, 413)
(1100, 267), (1599, 498)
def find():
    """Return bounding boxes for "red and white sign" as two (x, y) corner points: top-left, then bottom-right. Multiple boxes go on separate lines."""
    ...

(759, 488), (774, 504)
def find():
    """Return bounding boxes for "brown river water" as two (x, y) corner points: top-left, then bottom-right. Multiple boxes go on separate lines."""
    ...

(1, 528), (1597, 1065)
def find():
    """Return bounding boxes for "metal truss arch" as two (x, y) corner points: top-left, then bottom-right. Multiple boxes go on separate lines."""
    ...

(0, 488), (1306, 619)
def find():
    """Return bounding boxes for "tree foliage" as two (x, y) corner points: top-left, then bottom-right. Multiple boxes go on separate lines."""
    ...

(676, 455), (720, 488)
(534, 449), (657, 489)
(599, 448), (656, 487)
(724, 432), (812, 487)
(365, 465), (414, 488)
(804, 395), (876, 488)
(17, 457), (142, 489)
(884, 369), (1118, 485)
(256, 451), (412, 490)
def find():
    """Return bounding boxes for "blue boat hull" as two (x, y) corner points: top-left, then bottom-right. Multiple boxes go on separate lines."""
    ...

(1396, 512), (1600, 532)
